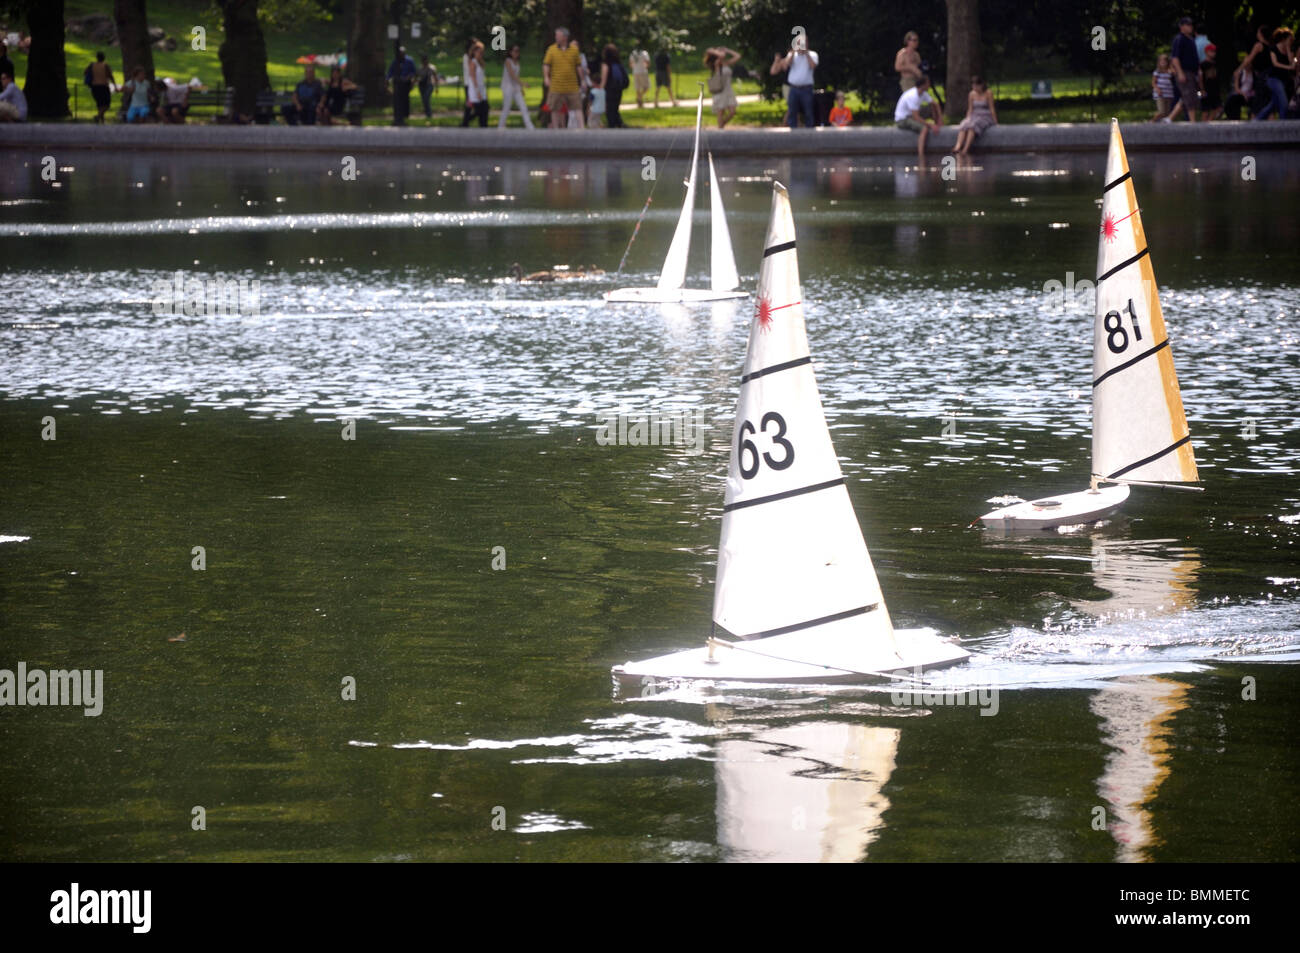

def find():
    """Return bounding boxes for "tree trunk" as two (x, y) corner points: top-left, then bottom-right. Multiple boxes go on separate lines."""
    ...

(348, 0), (389, 114)
(547, 0), (584, 48)
(24, 0), (70, 118)
(218, 0), (269, 120)
(113, 0), (155, 80)
(944, 0), (981, 122)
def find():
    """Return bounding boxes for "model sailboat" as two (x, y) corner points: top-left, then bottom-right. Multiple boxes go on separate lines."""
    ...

(980, 120), (1201, 530)
(613, 183), (969, 685)
(604, 91), (746, 304)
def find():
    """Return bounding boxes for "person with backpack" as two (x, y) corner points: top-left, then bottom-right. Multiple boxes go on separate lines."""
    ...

(598, 44), (628, 128)
(704, 46), (741, 127)
(84, 52), (114, 123)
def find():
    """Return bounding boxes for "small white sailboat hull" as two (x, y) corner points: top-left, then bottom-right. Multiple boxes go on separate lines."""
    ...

(613, 627), (970, 687)
(979, 483), (1130, 531)
(603, 287), (748, 303)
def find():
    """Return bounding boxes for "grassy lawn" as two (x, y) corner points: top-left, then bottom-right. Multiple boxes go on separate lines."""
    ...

(9, 1), (1172, 127)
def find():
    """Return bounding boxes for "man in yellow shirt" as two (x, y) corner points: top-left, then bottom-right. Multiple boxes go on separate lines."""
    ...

(543, 27), (583, 128)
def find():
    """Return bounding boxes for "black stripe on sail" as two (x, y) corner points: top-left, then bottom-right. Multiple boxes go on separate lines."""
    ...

(1107, 435), (1192, 479)
(1092, 339), (1169, 388)
(1097, 246), (1149, 283)
(763, 240), (797, 258)
(723, 478), (844, 512)
(749, 604), (879, 640)
(1102, 171), (1132, 193)
(740, 356), (812, 385)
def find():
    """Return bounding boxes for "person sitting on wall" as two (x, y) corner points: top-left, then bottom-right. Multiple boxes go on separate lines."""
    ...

(894, 73), (941, 159)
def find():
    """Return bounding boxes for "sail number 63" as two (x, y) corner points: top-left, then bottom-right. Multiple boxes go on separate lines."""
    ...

(738, 411), (794, 479)
(1103, 298), (1143, 354)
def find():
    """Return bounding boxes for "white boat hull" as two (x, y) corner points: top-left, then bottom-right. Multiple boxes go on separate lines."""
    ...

(979, 483), (1130, 531)
(612, 626), (969, 688)
(604, 287), (748, 303)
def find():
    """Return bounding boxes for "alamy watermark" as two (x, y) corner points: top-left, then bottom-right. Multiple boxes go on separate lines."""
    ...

(888, 665), (999, 716)
(595, 408), (706, 455)
(150, 271), (260, 316)
(0, 662), (103, 716)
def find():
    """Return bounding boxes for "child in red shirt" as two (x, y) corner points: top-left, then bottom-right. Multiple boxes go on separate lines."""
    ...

(828, 90), (852, 126)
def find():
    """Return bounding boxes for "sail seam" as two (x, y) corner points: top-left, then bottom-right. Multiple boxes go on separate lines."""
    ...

(746, 603), (880, 640)
(763, 240), (797, 258)
(1102, 171), (1132, 193)
(1097, 246), (1149, 282)
(1106, 435), (1192, 479)
(723, 478), (844, 512)
(740, 355), (812, 385)
(1092, 339), (1169, 388)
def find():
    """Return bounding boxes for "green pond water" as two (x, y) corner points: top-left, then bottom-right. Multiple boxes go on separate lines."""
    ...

(1, 147), (1297, 862)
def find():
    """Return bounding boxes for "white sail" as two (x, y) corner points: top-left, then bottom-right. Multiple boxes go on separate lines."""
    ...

(713, 183), (893, 646)
(656, 93), (703, 291)
(1092, 120), (1198, 485)
(708, 153), (740, 293)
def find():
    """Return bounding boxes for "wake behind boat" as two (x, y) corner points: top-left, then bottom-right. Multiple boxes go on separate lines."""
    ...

(980, 120), (1201, 531)
(605, 91), (747, 304)
(612, 183), (969, 688)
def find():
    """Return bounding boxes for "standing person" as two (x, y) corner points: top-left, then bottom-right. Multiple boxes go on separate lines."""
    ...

(894, 74), (940, 159)
(124, 67), (152, 123)
(417, 54), (439, 121)
(1199, 44), (1223, 120)
(461, 41), (488, 126)
(629, 47), (650, 108)
(1194, 22), (1211, 61)
(387, 45), (416, 126)
(1253, 27), (1294, 120)
(577, 41), (592, 127)
(599, 44), (627, 128)
(498, 44), (534, 128)
(542, 27), (582, 129)
(0, 42), (13, 87)
(771, 33), (819, 128)
(86, 52), (114, 123)
(1223, 53), (1256, 120)
(0, 70), (26, 122)
(704, 46), (740, 128)
(654, 49), (677, 107)
(1151, 53), (1175, 120)
(1170, 16), (1201, 122)
(953, 75), (996, 153)
(895, 31), (923, 92)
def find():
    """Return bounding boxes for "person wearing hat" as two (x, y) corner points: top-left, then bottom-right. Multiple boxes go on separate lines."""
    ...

(1199, 43), (1223, 120)
(1170, 16), (1201, 121)
(387, 45), (417, 126)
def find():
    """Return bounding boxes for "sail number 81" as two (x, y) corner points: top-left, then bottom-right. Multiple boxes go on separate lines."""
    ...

(738, 411), (794, 479)
(1104, 298), (1143, 354)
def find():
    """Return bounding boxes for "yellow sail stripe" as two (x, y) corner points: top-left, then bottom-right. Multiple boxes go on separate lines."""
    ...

(1114, 128), (1199, 482)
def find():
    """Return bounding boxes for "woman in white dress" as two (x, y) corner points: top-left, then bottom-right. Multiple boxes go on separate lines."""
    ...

(704, 46), (741, 128)
(497, 44), (534, 128)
